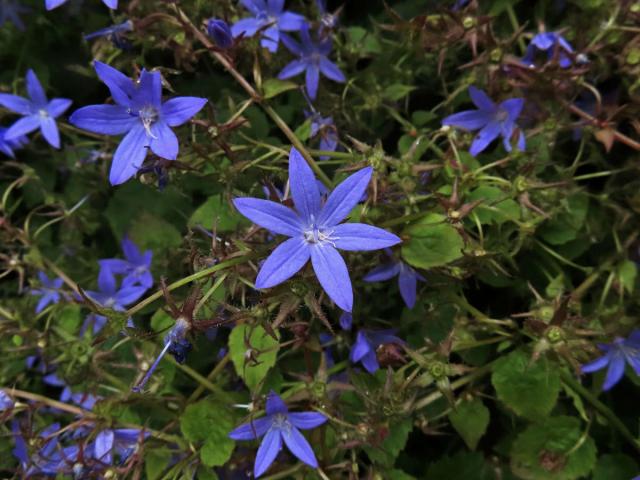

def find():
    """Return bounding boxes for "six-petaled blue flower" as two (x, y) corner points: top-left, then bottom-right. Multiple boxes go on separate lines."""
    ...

(523, 32), (574, 68)
(279, 24), (346, 99)
(0, 70), (72, 149)
(442, 86), (525, 156)
(363, 249), (425, 309)
(69, 61), (207, 185)
(350, 329), (404, 373)
(233, 147), (401, 312)
(231, 0), (305, 53)
(228, 391), (327, 478)
(581, 330), (640, 391)
(30, 271), (64, 313)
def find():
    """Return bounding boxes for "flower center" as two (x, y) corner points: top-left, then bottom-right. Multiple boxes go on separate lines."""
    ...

(272, 413), (291, 432)
(138, 105), (159, 138)
(38, 109), (49, 118)
(303, 225), (337, 246)
(494, 108), (509, 122)
(103, 297), (116, 308)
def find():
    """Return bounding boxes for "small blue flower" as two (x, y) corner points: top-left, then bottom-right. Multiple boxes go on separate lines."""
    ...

(0, 0), (29, 31)
(0, 389), (14, 411)
(363, 249), (425, 309)
(523, 32), (574, 68)
(350, 329), (404, 373)
(279, 24), (346, 100)
(207, 18), (234, 48)
(93, 428), (149, 464)
(85, 266), (147, 312)
(46, 0), (116, 10)
(30, 271), (64, 313)
(308, 111), (338, 159)
(0, 70), (72, 149)
(0, 126), (28, 158)
(69, 62), (207, 185)
(43, 373), (99, 410)
(316, 0), (339, 32)
(99, 237), (153, 289)
(233, 147), (401, 312)
(84, 20), (133, 49)
(231, 0), (305, 53)
(581, 330), (640, 391)
(442, 86), (525, 156)
(229, 391), (327, 478)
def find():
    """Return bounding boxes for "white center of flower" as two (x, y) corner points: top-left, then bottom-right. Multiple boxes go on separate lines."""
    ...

(303, 224), (337, 246)
(494, 108), (509, 122)
(139, 105), (159, 138)
(38, 109), (49, 118)
(103, 297), (116, 308)
(272, 413), (291, 433)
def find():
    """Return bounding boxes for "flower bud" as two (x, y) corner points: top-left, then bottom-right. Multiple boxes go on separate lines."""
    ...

(207, 19), (233, 49)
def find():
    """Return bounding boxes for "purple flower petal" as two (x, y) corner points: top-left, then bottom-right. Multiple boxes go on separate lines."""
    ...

(94, 61), (134, 106)
(228, 417), (272, 440)
(350, 331), (371, 362)
(266, 391), (288, 415)
(442, 110), (490, 131)
(318, 167), (372, 227)
(5, 115), (40, 139)
(310, 244), (353, 312)
(278, 12), (306, 31)
(26, 70), (47, 106)
(398, 268), (417, 308)
(149, 121), (179, 160)
(110, 124), (148, 185)
(161, 97), (207, 127)
(319, 57), (345, 83)
(603, 353), (626, 391)
(39, 116), (61, 149)
(70, 105), (136, 135)
(469, 120), (501, 156)
(289, 147), (321, 221)
(361, 351), (379, 373)
(231, 17), (262, 38)
(256, 237), (310, 289)
(278, 60), (307, 79)
(305, 64), (320, 100)
(363, 262), (401, 282)
(500, 98), (524, 122)
(0, 94), (32, 115)
(254, 428), (282, 478)
(94, 430), (114, 464)
(282, 427), (318, 468)
(468, 86), (495, 112)
(233, 198), (302, 237)
(332, 223), (401, 251)
(288, 412), (327, 430)
(46, 99), (72, 118)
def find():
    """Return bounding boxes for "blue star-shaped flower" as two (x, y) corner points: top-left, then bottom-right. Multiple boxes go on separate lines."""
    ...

(581, 330), (640, 391)
(442, 86), (525, 156)
(350, 329), (404, 373)
(0, 0), (29, 30)
(99, 237), (153, 289)
(85, 267), (147, 312)
(0, 70), (72, 149)
(84, 19), (133, 49)
(69, 61), (207, 185)
(0, 126), (28, 158)
(45, 0), (116, 10)
(231, 0), (305, 53)
(30, 271), (64, 313)
(363, 249), (425, 309)
(229, 391), (327, 478)
(233, 147), (401, 312)
(308, 111), (338, 159)
(279, 24), (346, 99)
(523, 32), (574, 68)
(93, 428), (149, 465)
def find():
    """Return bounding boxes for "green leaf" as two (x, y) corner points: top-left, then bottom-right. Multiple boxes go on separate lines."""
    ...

(383, 84), (416, 101)
(592, 454), (638, 480)
(364, 419), (413, 467)
(617, 260), (637, 293)
(262, 78), (298, 99)
(229, 324), (280, 390)
(466, 186), (520, 225)
(491, 350), (560, 420)
(346, 26), (382, 54)
(188, 195), (244, 232)
(150, 309), (174, 333)
(58, 304), (82, 333)
(449, 397), (490, 450)
(180, 398), (236, 467)
(511, 416), (597, 480)
(145, 449), (173, 480)
(129, 212), (182, 253)
(401, 213), (464, 269)
(538, 193), (589, 245)
(427, 452), (496, 480)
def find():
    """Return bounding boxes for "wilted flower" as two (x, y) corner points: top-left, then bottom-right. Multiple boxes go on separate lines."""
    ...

(350, 329), (404, 373)
(84, 20), (133, 49)
(229, 391), (327, 478)
(99, 237), (153, 289)
(45, 0), (116, 10)
(233, 147), (401, 312)
(30, 271), (64, 313)
(69, 61), (207, 185)
(442, 86), (525, 156)
(316, 0), (339, 32)
(0, 126), (28, 157)
(0, 70), (72, 149)
(523, 32), (574, 68)
(231, 0), (305, 53)
(363, 249), (425, 309)
(581, 330), (640, 391)
(279, 24), (346, 99)
(207, 18), (234, 48)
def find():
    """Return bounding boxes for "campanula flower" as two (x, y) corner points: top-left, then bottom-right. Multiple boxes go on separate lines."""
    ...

(350, 329), (404, 373)
(442, 86), (525, 156)
(30, 271), (64, 313)
(233, 147), (401, 312)
(43, 373), (99, 410)
(0, 126), (28, 157)
(363, 249), (425, 309)
(581, 330), (640, 391)
(316, 0), (339, 33)
(231, 0), (305, 53)
(0, 0), (29, 30)
(85, 267), (147, 312)
(45, 0), (116, 10)
(208, 18), (234, 48)
(99, 237), (153, 289)
(308, 111), (338, 159)
(523, 32), (574, 68)
(0, 389), (13, 410)
(229, 391), (327, 478)
(93, 428), (149, 464)
(279, 24), (346, 99)
(69, 61), (207, 185)
(12, 422), (73, 476)
(0, 70), (72, 149)
(84, 20), (133, 49)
